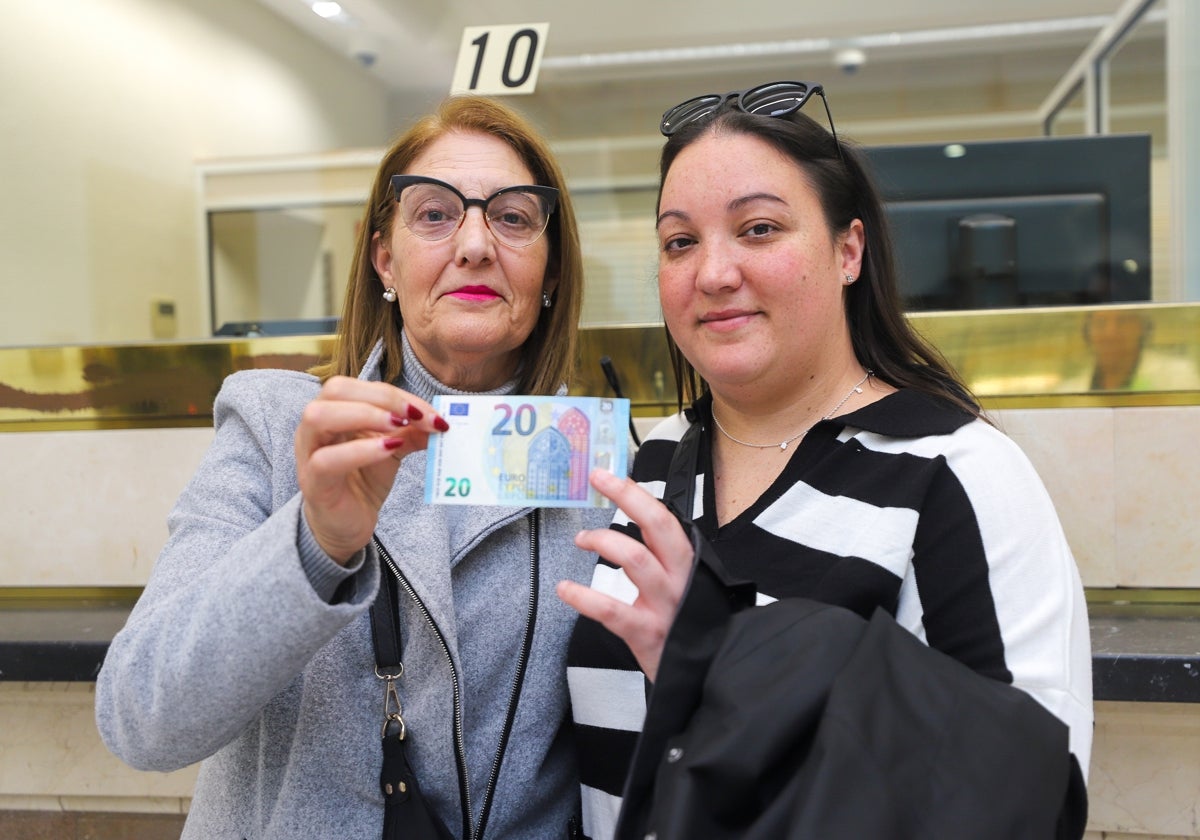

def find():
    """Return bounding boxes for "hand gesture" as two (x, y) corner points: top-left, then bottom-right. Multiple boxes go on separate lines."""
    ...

(294, 376), (448, 563)
(556, 469), (696, 681)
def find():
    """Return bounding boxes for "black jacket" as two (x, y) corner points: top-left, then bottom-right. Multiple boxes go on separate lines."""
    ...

(614, 524), (1088, 840)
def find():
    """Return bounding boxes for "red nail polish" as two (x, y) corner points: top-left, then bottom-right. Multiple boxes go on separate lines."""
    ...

(407, 404), (424, 421)
(433, 416), (450, 432)
(383, 437), (404, 450)
(390, 412), (409, 427)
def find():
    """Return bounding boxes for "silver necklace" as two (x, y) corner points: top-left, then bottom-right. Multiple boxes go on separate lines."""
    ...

(711, 369), (874, 451)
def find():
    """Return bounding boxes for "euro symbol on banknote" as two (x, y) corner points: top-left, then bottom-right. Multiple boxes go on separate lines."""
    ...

(424, 395), (631, 508)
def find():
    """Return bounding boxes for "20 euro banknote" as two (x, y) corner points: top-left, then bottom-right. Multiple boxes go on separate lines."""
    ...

(424, 395), (631, 507)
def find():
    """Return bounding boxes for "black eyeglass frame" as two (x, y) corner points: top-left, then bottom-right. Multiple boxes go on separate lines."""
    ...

(389, 174), (560, 247)
(659, 80), (841, 159)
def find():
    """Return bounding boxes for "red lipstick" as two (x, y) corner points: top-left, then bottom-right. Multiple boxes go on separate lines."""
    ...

(448, 285), (500, 302)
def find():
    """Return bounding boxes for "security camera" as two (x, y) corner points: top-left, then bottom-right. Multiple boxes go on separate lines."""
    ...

(834, 47), (867, 75)
(348, 33), (382, 69)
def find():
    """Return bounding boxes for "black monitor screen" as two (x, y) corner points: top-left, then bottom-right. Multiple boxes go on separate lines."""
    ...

(214, 317), (339, 337)
(863, 134), (1151, 311)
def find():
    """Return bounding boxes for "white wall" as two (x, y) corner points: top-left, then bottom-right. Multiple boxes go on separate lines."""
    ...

(0, 0), (400, 347)
(3, 406), (1199, 588)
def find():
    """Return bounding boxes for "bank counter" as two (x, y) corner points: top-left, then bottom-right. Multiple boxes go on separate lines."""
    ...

(1, 303), (1199, 834)
(3, 588), (1198, 703)
(3, 302), (1199, 693)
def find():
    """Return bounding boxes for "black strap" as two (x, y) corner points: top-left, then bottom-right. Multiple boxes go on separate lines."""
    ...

(662, 419), (703, 522)
(369, 538), (455, 840)
(370, 546), (403, 670)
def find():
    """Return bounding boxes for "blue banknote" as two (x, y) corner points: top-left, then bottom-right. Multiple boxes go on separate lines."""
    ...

(424, 395), (631, 507)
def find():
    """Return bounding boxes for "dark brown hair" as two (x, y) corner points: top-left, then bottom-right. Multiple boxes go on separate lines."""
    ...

(658, 105), (981, 418)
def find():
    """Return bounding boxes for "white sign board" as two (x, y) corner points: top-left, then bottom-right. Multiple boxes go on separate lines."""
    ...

(450, 23), (549, 96)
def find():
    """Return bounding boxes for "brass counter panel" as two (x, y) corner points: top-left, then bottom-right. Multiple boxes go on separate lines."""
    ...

(2, 303), (1198, 430)
(0, 336), (335, 431)
(0, 587), (143, 608)
(574, 303), (1200, 414)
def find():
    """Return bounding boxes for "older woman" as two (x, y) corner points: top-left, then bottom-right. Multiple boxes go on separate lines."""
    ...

(96, 96), (609, 840)
(559, 82), (1093, 840)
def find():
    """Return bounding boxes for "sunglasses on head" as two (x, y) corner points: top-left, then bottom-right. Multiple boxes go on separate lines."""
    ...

(659, 80), (842, 159)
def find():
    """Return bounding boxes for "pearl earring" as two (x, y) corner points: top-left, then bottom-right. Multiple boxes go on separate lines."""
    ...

(542, 291), (552, 309)
(382, 287), (398, 303)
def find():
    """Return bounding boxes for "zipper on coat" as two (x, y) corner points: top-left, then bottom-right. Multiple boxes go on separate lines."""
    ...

(375, 539), (473, 839)
(373, 510), (539, 840)
(472, 510), (539, 840)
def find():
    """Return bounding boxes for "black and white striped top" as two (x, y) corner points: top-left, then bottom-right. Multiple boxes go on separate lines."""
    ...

(567, 390), (1093, 840)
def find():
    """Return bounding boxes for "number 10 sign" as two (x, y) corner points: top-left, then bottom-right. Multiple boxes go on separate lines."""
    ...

(450, 23), (549, 96)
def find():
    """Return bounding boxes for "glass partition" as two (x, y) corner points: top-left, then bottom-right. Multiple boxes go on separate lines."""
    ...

(866, 134), (1152, 311)
(208, 203), (362, 334)
(574, 187), (659, 326)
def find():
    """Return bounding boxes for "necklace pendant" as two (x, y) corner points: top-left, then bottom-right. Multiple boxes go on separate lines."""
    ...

(779, 441), (788, 451)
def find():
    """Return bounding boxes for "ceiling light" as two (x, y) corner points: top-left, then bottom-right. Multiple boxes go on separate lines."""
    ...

(311, 2), (343, 20)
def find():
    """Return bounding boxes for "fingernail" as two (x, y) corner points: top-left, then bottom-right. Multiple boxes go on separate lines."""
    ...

(433, 416), (450, 432)
(407, 404), (424, 421)
(390, 412), (410, 427)
(383, 437), (404, 451)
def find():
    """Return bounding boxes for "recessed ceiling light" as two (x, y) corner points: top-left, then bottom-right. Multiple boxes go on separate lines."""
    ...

(311, 2), (343, 20)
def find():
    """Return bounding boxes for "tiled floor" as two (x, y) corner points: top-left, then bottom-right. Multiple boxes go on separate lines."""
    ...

(0, 810), (185, 840)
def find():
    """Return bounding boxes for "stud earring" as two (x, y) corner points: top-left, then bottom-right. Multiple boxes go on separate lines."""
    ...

(542, 291), (552, 309)
(844, 274), (856, 285)
(382, 287), (398, 303)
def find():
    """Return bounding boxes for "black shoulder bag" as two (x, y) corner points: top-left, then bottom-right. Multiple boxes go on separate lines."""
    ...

(370, 551), (455, 840)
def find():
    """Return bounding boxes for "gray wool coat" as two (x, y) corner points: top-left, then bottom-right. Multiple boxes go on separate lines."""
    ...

(95, 341), (611, 839)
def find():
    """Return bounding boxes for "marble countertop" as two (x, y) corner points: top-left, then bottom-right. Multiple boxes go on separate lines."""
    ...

(1, 597), (1198, 702)
(1088, 603), (1200, 702)
(0, 596), (132, 681)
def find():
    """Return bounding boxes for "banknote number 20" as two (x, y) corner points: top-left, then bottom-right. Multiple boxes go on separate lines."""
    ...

(443, 477), (472, 497)
(442, 403), (534, 497)
(491, 403), (537, 436)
